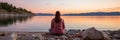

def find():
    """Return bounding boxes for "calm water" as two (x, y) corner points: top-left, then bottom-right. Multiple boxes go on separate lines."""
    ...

(0, 16), (120, 32)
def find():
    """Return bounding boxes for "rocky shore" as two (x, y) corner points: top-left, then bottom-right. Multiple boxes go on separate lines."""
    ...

(0, 27), (120, 40)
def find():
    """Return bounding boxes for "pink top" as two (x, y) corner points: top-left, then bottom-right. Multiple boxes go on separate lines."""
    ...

(51, 18), (65, 34)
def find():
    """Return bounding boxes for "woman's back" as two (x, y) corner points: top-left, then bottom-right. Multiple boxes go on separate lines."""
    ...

(51, 18), (65, 34)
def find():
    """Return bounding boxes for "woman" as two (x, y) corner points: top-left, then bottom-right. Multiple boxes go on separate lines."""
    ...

(50, 11), (65, 35)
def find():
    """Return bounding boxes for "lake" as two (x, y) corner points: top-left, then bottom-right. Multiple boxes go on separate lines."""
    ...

(0, 16), (120, 32)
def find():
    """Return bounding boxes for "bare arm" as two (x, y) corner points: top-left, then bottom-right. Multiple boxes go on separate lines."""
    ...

(63, 20), (65, 29)
(51, 19), (54, 29)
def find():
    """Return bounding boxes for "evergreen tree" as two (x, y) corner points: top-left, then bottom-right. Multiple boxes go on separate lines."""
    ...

(0, 2), (32, 13)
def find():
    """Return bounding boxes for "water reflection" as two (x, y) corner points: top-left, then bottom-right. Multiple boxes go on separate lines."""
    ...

(0, 16), (33, 26)
(0, 16), (120, 32)
(62, 16), (120, 30)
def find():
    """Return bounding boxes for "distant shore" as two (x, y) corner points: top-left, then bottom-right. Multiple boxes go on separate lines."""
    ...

(0, 12), (34, 17)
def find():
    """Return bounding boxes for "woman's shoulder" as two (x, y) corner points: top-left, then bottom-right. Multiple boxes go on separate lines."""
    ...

(52, 18), (55, 20)
(60, 18), (64, 22)
(51, 18), (55, 22)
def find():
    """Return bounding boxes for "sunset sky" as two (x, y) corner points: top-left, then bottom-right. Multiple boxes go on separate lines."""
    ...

(1, 0), (120, 14)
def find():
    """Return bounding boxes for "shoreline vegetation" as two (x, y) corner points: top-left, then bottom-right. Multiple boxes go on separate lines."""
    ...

(0, 2), (34, 17)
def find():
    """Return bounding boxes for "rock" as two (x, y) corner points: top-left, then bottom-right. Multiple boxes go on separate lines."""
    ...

(82, 27), (104, 40)
(11, 32), (17, 40)
(112, 38), (120, 40)
(32, 33), (44, 40)
(61, 35), (67, 40)
(113, 34), (120, 39)
(67, 29), (81, 35)
(110, 29), (120, 39)
(73, 38), (82, 40)
(48, 38), (55, 40)
(101, 32), (111, 40)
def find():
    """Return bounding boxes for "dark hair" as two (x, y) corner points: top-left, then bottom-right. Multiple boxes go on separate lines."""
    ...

(55, 11), (61, 23)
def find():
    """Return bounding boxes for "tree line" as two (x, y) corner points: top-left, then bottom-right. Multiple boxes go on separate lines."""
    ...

(0, 2), (32, 13)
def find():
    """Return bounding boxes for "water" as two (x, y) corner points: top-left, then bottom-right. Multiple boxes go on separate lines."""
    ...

(0, 16), (120, 32)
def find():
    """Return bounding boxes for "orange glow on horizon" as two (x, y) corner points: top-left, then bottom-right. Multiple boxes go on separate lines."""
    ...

(30, 7), (120, 14)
